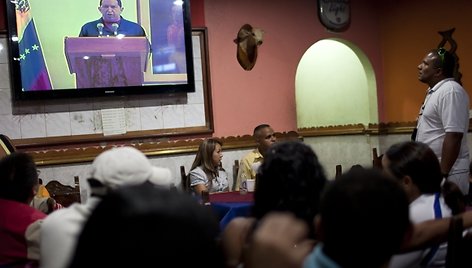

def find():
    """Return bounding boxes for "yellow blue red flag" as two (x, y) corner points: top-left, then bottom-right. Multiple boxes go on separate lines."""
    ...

(15, 0), (52, 91)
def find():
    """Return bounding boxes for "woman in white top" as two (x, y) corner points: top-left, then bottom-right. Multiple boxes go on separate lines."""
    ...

(189, 138), (229, 195)
(383, 141), (465, 268)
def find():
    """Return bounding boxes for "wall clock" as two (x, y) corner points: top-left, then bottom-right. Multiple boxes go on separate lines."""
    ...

(317, 0), (351, 32)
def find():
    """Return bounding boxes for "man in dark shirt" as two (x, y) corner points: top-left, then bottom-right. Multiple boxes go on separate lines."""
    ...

(79, 0), (145, 37)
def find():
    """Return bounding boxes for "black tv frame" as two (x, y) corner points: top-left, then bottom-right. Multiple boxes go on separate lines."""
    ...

(4, 0), (195, 101)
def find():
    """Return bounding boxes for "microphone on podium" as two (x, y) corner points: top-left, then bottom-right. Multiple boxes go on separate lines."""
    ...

(112, 23), (119, 36)
(96, 23), (104, 37)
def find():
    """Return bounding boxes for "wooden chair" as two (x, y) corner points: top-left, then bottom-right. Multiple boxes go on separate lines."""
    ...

(180, 166), (190, 193)
(45, 176), (81, 207)
(232, 160), (240, 191)
(201, 190), (210, 205)
(372, 148), (383, 169)
(445, 215), (472, 268)
(0, 134), (16, 158)
(335, 164), (342, 179)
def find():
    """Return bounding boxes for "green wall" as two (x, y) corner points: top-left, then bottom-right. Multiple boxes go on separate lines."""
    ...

(295, 38), (378, 128)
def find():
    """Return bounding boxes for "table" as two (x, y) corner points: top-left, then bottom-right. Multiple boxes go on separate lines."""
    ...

(209, 191), (254, 231)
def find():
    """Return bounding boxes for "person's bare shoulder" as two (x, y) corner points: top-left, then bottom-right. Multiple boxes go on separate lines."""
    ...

(222, 217), (256, 246)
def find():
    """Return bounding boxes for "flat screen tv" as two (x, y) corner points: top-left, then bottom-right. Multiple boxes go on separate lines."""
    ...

(5, 0), (195, 100)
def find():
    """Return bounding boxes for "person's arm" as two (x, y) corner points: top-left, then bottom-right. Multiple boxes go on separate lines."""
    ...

(440, 132), (463, 176)
(193, 184), (208, 195)
(221, 217), (256, 268)
(401, 210), (472, 252)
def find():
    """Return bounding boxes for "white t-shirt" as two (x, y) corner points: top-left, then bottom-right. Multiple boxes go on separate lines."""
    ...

(189, 166), (229, 193)
(40, 197), (101, 268)
(416, 78), (470, 175)
(389, 194), (452, 268)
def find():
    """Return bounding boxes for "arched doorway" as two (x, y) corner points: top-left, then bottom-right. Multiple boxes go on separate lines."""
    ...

(295, 38), (378, 128)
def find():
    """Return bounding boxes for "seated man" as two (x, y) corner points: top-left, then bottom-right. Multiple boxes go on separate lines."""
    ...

(40, 146), (174, 268)
(235, 124), (276, 190)
(79, 0), (146, 37)
(0, 152), (46, 267)
(304, 169), (412, 268)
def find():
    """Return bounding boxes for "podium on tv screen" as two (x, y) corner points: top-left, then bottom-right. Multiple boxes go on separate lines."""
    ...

(64, 37), (150, 88)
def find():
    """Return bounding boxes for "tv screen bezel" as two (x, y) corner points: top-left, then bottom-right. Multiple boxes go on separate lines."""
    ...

(4, 0), (195, 101)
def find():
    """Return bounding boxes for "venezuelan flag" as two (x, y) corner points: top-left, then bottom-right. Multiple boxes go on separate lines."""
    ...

(15, 0), (52, 91)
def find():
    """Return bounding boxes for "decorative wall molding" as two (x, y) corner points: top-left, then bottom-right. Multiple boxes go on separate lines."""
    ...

(19, 120), (472, 166)
(14, 122), (416, 166)
(298, 121), (417, 137)
(23, 130), (301, 166)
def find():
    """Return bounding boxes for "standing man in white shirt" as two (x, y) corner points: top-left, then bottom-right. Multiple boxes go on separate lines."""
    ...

(414, 47), (470, 195)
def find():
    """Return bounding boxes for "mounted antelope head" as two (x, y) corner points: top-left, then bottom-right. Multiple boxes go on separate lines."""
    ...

(233, 24), (264, 71)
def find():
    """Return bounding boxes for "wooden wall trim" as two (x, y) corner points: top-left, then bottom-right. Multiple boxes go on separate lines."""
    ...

(23, 131), (301, 166)
(21, 119), (472, 166)
(298, 124), (366, 137)
(298, 121), (417, 137)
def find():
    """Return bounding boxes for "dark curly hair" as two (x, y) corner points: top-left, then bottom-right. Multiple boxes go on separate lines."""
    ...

(70, 185), (224, 267)
(0, 152), (38, 203)
(320, 169), (410, 268)
(384, 141), (465, 214)
(431, 48), (456, 78)
(253, 141), (327, 238)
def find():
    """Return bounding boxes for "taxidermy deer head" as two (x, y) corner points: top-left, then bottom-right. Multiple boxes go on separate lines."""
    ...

(233, 24), (264, 71)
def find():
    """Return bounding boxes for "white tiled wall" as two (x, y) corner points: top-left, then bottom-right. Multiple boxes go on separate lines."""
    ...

(0, 35), (207, 139)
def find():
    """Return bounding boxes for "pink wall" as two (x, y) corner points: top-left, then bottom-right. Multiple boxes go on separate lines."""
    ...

(204, 0), (385, 137)
(0, 1), (5, 33)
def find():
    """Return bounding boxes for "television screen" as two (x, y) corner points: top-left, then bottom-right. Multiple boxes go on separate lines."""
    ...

(5, 0), (194, 100)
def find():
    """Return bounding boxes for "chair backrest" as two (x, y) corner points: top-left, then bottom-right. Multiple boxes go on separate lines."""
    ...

(45, 176), (81, 207)
(201, 190), (210, 205)
(372, 148), (383, 169)
(232, 159), (240, 191)
(445, 215), (472, 268)
(0, 134), (16, 158)
(335, 164), (342, 179)
(180, 166), (190, 193)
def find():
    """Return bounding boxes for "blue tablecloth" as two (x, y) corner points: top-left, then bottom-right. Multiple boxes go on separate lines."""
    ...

(211, 201), (253, 230)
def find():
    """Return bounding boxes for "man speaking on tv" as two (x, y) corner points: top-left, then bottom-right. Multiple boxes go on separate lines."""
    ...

(79, 0), (146, 37)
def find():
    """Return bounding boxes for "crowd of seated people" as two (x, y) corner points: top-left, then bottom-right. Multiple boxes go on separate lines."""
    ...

(4, 136), (472, 268)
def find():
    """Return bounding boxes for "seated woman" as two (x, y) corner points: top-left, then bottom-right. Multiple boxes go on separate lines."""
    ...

(383, 141), (465, 268)
(189, 138), (229, 195)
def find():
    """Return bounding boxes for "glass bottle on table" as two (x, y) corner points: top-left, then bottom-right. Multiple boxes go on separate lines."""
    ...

(240, 174), (248, 195)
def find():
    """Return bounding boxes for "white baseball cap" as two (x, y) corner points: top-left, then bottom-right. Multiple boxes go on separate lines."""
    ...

(90, 146), (174, 189)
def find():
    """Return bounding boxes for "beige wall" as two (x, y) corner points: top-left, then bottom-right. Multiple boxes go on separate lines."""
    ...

(379, 0), (472, 122)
